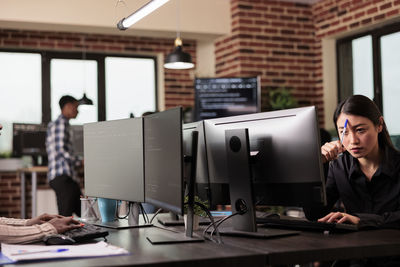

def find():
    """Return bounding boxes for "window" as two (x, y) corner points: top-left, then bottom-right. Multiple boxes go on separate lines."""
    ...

(51, 59), (98, 125)
(337, 22), (400, 149)
(0, 52), (42, 154)
(105, 57), (156, 120)
(0, 50), (157, 155)
(352, 36), (374, 99)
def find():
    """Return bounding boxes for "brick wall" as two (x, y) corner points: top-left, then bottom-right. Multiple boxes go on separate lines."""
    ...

(0, 172), (21, 217)
(0, 29), (196, 110)
(215, 0), (400, 127)
(215, 0), (323, 123)
(0, 170), (84, 218)
(314, 0), (400, 39)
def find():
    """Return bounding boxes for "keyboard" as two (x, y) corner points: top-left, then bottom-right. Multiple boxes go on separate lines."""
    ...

(256, 216), (359, 233)
(63, 223), (109, 243)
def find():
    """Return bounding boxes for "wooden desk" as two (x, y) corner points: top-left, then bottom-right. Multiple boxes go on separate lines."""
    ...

(221, 228), (400, 266)
(5, 226), (264, 267)
(18, 166), (48, 219)
(4, 225), (400, 266)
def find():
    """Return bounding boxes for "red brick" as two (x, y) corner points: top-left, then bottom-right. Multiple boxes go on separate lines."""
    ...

(367, 7), (378, 14)
(380, 2), (392, 10)
(386, 9), (399, 17)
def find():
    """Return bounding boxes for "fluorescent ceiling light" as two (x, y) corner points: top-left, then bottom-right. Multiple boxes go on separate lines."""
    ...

(117, 0), (169, 30)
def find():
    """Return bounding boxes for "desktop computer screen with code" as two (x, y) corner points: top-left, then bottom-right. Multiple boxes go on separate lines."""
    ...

(144, 107), (184, 215)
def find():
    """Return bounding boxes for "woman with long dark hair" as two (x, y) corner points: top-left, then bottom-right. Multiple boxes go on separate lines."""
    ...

(306, 95), (400, 229)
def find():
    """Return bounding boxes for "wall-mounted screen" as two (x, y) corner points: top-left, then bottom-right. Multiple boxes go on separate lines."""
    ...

(194, 77), (260, 121)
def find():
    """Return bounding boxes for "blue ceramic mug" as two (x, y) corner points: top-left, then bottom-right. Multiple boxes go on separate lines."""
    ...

(97, 198), (117, 222)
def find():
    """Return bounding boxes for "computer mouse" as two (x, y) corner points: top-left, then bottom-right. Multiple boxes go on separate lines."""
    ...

(43, 234), (76, 245)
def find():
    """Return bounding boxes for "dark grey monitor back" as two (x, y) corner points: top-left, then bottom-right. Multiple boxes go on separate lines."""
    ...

(183, 121), (210, 203)
(204, 106), (326, 207)
(83, 118), (144, 202)
(71, 125), (84, 157)
(144, 107), (183, 215)
(183, 121), (209, 184)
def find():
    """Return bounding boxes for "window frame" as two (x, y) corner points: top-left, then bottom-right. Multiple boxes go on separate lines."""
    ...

(336, 22), (400, 110)
(0, 48), (158, 124)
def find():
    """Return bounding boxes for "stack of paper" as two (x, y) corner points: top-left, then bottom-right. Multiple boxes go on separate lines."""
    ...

(1, 241), (129, 262)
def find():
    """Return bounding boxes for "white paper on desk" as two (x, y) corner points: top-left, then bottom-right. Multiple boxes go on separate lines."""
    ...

(1, 241), (129, 262)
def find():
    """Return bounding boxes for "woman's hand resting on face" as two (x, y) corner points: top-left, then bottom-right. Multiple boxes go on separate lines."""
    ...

(321, 140), (346, 164)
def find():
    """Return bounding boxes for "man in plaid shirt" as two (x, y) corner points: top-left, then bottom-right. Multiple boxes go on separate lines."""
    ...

(46, 95), (82, 216)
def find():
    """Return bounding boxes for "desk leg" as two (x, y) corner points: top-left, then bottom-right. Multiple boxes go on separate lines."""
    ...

(32, 172), (37, 218)
(21, 172), (26, 219)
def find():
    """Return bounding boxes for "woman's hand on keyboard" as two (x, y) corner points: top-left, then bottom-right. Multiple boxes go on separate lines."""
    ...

(318, 212), (360, 225)
(26, 213), (63, 226)
(48, 217), (82, 234)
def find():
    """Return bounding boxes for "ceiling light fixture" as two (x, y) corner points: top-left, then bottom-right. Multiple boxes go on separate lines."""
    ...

(163, 0), (194, 70)
(117, 0), (169, 30)
(78, 34), (94, 106)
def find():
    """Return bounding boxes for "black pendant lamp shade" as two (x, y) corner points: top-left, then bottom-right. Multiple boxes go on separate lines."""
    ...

(164, 38), (194, 70)
(78, 93), (93, 105)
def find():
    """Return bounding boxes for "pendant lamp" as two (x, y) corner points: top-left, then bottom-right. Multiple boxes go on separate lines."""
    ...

(163, 0), (194, 70)
(164, 37), (194, 69)
(79, 34), (93, 106)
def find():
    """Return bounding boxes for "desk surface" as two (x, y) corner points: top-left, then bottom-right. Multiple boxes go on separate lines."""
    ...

(221, 228), (400, 265)
(18, 166), (48, 173)
(4, 225), (400, 267)
(5, 226), (264, 267)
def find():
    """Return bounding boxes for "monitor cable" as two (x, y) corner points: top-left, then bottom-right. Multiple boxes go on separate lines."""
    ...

(116, 200), (130, 220)
(208, 212), (242, 241)
(149, 208), (163, 224)
(193, 201), (223, 244)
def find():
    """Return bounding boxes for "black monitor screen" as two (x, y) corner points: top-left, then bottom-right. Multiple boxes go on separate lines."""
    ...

(13, 123), (47, 157)
(144, 107), (183, 215)
(194, 77), (260, 121)
(71, 125), (84, 157)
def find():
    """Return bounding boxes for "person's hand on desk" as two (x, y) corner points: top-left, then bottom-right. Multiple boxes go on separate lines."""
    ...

(321, 141), (346, 164)
(318, 212), (360, 225)
(48, 216), (82, 234)
(26, 213), (63, 226)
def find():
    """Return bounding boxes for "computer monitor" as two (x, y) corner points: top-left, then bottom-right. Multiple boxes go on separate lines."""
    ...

(143, 107), (203, 244)
(203, 106), (326, 237)
(12, 123), (48, 166)
(71, 125), (84, 157)
(84, 117), (149, 229)
(194, 77), (260, 121)
(182, 121), (210, 204)
(143, 107), (184, 215)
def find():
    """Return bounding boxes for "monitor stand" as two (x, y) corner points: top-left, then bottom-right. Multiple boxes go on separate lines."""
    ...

(218, 128), (299, 238)
(95, 202), (153, 229)
(157, 212), (210, 226)
(147, 130), (204, 244)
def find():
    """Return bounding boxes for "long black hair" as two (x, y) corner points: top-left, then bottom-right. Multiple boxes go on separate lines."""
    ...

(333, 95), (396, 151)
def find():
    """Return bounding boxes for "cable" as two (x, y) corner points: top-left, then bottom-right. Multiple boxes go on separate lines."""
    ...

(210, 212), (242, 241)
(149, 208), (163, 224)
(193, 201), (223, 244)
(116, 201), (130, 219)
(138, 203), (149, 224)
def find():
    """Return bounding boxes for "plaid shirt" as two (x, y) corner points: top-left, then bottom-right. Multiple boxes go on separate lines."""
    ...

(46, 114), (79, 181)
